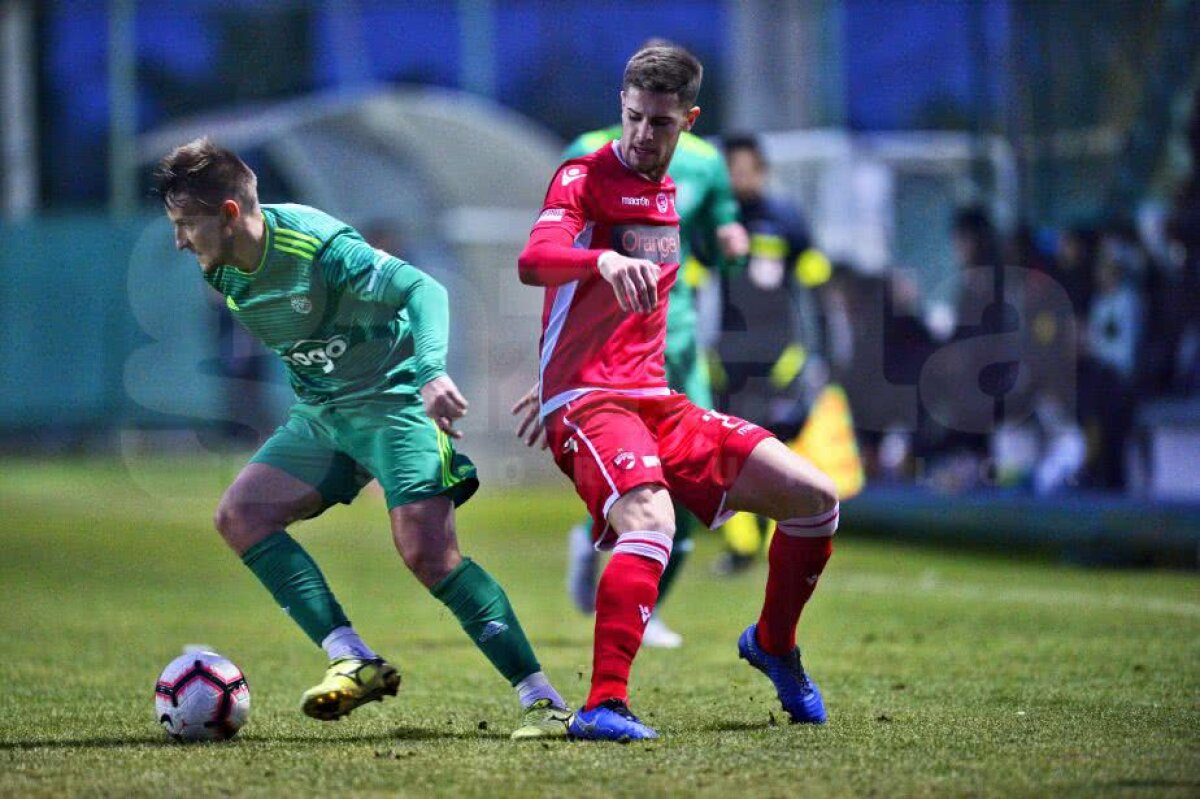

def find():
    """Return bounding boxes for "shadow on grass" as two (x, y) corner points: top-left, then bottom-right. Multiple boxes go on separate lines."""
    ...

(697, 721), (772, 733)
(403, 636), (589, 651)
(0, 725), (513, 751)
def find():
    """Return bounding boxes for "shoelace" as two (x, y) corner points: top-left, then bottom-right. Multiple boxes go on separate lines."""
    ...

(598, 699), (639, 721)
(781, 650), (814, 693)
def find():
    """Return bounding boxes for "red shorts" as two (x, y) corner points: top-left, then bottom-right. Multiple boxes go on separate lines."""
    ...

(545, 392), (774, 547)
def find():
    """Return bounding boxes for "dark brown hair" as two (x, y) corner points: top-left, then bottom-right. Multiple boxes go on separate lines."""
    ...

(153, 137), (257, 211)
(622, 45), (703, 109)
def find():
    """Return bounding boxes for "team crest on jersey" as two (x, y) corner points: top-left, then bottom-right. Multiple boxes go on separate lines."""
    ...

(656, 192), (669, 213)
(613, 450), (637, 471)
(561, 166), (586, 186)
(290, 295), (313, 315)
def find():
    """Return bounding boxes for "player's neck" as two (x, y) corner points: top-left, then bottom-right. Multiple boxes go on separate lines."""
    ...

(228, 212), (267, 274)
(615, 140), (669, 184)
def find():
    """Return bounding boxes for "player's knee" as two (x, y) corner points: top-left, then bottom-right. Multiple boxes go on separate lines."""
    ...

(400, 541), (460, 587)
(213, 497), (280, 552)
(781, 465), (838, 518)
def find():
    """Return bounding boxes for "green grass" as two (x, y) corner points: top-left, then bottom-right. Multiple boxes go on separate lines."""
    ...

(1, 455), (1198, 798)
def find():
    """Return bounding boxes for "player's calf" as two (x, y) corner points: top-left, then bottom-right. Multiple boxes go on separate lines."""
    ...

(585, 528), (673, 710)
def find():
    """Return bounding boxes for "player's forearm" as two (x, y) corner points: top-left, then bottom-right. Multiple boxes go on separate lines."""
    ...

(518, 228), (605, 286)
(381, 266), (449, 385)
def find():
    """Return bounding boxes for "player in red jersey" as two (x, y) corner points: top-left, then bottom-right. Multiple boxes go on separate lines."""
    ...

(515, 44), (839, 740)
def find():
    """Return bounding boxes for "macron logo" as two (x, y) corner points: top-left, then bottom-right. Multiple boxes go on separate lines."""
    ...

(621, 196), (650, 207)
(561, 167), (585, 186)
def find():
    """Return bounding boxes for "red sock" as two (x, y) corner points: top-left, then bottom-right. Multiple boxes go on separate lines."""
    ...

(586, 532), (671, 710)
(756, 507), (838, 656)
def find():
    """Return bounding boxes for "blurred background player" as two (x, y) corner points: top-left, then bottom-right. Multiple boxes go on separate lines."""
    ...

(155, 138), (571, 740)
(712, 133), (863, 574)
(558, 40), (749, 649)
(516, 44), (840, 741)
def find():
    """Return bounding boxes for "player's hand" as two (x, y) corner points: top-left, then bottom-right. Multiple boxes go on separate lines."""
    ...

(421, 374), (468, 439)
(717, 222), (750, 260)
(510, 382), (548, 449)
(597, 251), (660, 314)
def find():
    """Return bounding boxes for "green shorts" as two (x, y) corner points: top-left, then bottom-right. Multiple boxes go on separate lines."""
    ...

(250, 396), (479, 512)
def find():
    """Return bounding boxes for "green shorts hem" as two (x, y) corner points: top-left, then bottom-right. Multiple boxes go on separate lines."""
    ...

(383, 475), (480, 511)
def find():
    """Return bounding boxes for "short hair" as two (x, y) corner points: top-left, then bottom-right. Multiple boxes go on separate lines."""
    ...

(723, 132), (766, 165)
(153, 137), (258, 211)
(622, 44), (703, 109)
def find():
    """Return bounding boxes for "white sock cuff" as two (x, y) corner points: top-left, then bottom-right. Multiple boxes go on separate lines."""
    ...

(778, 503), (840, 538)
(320, 626), (379, 661)
(515, 670), (564, 709)
(612, 530), (673, 568)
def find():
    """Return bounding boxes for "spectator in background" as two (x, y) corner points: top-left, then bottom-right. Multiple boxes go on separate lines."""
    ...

(912, 207), (1001, 491)
(1166, 88), (1200, 394)
(1050, 226), (1097, 324)
(711, 133), (841, 575)
(1005, 223), (1086, 494)
(1082, 230), (1144, 490)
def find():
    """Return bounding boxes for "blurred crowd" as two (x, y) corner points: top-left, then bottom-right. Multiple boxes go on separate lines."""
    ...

(706, 98), (1200, 499)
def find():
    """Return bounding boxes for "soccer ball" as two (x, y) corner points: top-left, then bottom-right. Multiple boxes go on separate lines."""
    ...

(154, 650), (250, 742)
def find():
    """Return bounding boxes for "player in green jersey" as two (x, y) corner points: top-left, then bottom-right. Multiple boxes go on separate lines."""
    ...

(556, 75), (749, 648)
(155, 138), (571, 739)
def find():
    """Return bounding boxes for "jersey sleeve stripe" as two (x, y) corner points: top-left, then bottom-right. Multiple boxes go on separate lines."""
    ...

(273, 242), (316, 260)
(273, 240), (317, 255)
(274, 228), (321, 247)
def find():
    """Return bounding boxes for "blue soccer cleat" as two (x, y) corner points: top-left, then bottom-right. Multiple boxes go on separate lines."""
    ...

(738, 624), (827, 724)
(568, 699), (659, 741)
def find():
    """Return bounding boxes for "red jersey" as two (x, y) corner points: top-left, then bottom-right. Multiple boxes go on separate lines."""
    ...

(518, 142), (681, 416)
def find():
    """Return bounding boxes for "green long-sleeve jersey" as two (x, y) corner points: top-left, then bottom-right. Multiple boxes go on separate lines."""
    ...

(563, 127), (740, 354)
(203, 203), (448, 404)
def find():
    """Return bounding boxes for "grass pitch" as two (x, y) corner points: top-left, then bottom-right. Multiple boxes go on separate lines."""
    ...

(1, 455), (1197, 798)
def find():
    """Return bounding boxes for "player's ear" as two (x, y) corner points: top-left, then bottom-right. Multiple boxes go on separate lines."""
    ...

(219, 200), (241, 224)
(684, 106), (701, 131)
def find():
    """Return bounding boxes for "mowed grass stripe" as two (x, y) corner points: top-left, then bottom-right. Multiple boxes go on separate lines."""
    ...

(1, 456), (1196, 799)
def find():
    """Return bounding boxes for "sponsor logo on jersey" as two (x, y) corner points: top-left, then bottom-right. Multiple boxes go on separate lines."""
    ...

(561, 166), (586, 186)
(611, 225), (681, 264)
(621, 196), (650, 207)
(613, 450), (637, 471)
(282, 335), (348, 374)
(537, 208), (566, 224)
(290, 295), (313, 315)
(656, 192), (669, 213)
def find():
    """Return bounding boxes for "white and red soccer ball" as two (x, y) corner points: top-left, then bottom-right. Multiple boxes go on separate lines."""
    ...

(155, 651), (250, 742)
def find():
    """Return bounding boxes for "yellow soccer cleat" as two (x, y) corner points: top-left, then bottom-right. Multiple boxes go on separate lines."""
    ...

(300, 657), (401, 721)
(510, 698), (572, 740)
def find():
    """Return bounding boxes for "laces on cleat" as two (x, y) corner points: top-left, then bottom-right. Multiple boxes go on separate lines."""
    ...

(598, 699), (639, 722)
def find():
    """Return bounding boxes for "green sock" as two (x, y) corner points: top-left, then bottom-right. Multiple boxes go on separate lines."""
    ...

(431, 557), (540, 685)
(241, 531), (349, 647)
(656, 502), (694, 607)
